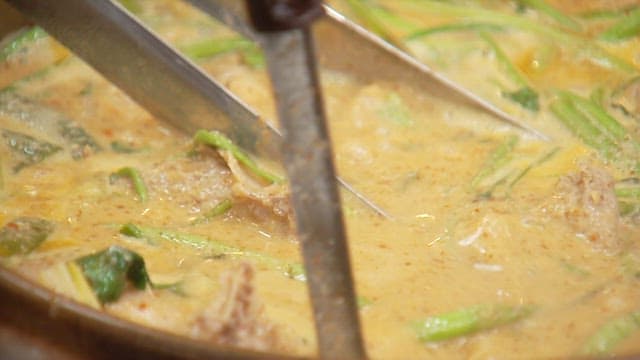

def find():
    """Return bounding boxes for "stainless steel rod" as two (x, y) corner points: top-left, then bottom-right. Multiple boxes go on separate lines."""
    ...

(6, 0), (391, 219)
(5, 0), (281, 159)
(258, 23), (366, 360)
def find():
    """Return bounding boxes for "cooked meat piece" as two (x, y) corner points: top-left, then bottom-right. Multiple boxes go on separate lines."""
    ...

(144, 155), (233, 215)
(219, 150), (293, 225)
(554, 163), (620, 252)
(191, 263), (279, 351)
(612, 77), (640, 118)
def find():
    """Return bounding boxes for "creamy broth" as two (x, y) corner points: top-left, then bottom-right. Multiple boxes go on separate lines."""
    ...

(1, 0), (640, 358)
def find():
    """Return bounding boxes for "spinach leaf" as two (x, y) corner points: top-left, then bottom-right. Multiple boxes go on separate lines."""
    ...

(0, 92), (101, 160)
(0, 217), (54, 256)
(503, 87), (540, 112)
(59, 122), (101, 160)
(75, 246), (152, 304)
(2, 129), (62, 172)
(0, 26), (47, 62)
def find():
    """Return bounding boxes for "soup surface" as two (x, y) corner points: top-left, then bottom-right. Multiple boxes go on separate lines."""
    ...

(1, 0), (640, 358)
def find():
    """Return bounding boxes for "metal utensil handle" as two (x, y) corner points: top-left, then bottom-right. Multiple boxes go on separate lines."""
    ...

(6, 0), (281, 160)
(246, 1), (366, 359)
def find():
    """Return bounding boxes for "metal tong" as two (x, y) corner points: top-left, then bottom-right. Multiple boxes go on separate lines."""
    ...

(243, 1), (365, 358)
(4, 0), (547, 358)
(5, 0), (364, 357)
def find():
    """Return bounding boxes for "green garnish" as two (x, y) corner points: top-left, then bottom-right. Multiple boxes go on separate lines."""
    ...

(413, 304), (536, 342)
(0, 93), (101, 160)
(75, 246), (152, 304)
(0, 217), (54, 257)
(193, 129), (283, 184)
(110, 167), (148, 202)
(517, 0), (582, 31)
(181, 37), (254, 60)
(119, 223), (304, 280)
(599, 8), (640, 42)
(471, 135), (519, 189)
(581, 311), (640, 356)
(2, 129), (62, 172)
(0, 26), (47, 62)
(192, 199), (233, 224)
(406, 22), (503, 40)
(479, 31), (539, 111)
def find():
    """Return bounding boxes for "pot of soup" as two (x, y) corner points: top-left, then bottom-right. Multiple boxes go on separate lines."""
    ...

(1, 0), (640, 359)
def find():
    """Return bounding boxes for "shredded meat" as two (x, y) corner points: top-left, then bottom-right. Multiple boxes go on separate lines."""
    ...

(553, 163), (620, 252)
(191, 263), (279, 351)
(219, 149), (293, 225)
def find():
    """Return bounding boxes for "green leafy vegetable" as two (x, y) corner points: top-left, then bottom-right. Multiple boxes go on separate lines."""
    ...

(550, 93), (620, 160)
(0, 93), (101, 159)
(119, 223), (304, 280)
(620, 252), (640, 279)
(0, 26), (47, 62)
(581, 310), (640, 356)
(517, 0), (582, 31)
(579, 7), (638, 21)
(550, 90), (640, 173)
(479, 31), (540, 111)
(0, 61), (62, 93)
(471, 135), (519, 189)
(2, 129), (62, 172)
(193, 129), (283, 184)
(565, 92), (628, 142)
(503, 87), (540, 112)
(117, 0), (141, 14)
(152, 281), (186, 297)
(181, 37), (254, 60)
(75, 246), (152, 304)
(110, 141), (143, 154)
(599, 8), (640, 42)
(58, 122), (101, 160)
(181, 37), (265, 68)
(393, 0), (637, 73)
(615, 178), (640, 216)
(110, 167), (148, 202)
(403, 21), (541, 111)
(615, 180), (640, 199)
(191, 198), (233, 224)
(343, 0), (414, 49)
(413, 304), (536, 342)
(470, 141), (559, 200)
(205, 198), (233, 217)
(508, 147), (559, 187)
(241, 45), (265, 68)
(120, 222), (144, 238)
(406, 22), (503, 40)
(0, 217), (54, 256)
